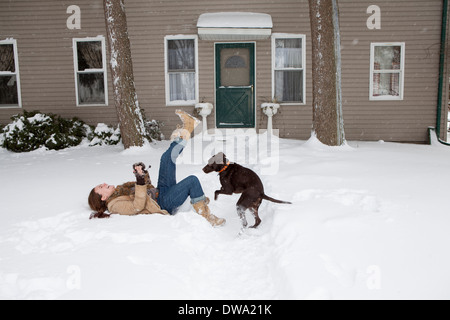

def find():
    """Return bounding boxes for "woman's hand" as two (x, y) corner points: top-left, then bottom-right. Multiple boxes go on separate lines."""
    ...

(133, 162), (149, 186)
(133, 162), (148, 174)
(134, 165), (144, 176)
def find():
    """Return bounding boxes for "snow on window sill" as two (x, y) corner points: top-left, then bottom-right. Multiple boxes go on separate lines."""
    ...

(370, 95), (403, 101)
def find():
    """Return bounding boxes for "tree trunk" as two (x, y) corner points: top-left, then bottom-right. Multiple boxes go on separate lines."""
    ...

(104, 0), (146, 149)
(309, 0), (345, 146)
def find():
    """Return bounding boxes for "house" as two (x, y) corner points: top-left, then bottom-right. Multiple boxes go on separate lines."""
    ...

(1, 0), (449, 143)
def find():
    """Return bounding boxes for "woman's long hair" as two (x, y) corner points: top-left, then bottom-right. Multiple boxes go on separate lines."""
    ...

(88, 188), (110, 219)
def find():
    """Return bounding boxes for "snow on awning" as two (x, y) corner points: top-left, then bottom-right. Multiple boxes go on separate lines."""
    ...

(197, 12), (273, 41)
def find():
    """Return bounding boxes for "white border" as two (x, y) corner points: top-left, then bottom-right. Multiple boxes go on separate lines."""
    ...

(369, 42), (405, 101)
(0, 38), (22, 108)
(164, 35), (199, 107)
(271, 33), (306, 105)
(72, 36), (108, 107)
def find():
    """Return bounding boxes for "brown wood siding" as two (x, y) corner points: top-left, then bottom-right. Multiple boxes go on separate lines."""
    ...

(124, 0), (314, 140)
(0, 1), (117, 126)
(339, 0), (443, 143)
(0, 0), (445, 143)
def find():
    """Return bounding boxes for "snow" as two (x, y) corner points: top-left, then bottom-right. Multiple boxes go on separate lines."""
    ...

(1, 135), (450, 300)
(197, 12), (273, 29)
(27, 113), (51, 124)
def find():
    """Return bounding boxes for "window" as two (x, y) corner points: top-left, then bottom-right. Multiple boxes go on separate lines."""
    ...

(165, 35), (198, 106)
(73, 37), (108, 106)
(370, 43), (405, 100)
(272, 34), (306, 104)
(0, 39), (21, 108)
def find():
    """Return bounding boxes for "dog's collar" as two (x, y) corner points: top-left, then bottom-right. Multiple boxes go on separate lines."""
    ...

(218, 161), (230, 174)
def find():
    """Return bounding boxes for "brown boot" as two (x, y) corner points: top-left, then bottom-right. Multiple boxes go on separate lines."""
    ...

(192, 199), (226, 227)
(170, 110), (201, 141)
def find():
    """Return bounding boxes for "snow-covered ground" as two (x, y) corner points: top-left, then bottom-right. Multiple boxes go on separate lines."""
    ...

(1, 134), (450, 300)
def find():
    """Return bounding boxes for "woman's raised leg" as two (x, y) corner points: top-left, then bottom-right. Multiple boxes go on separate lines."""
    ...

(157, 138), (187, 191)
(158, 175), (205, 214)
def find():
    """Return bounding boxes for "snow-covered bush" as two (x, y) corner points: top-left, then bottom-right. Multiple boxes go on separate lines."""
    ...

(45, 116), (91, 150)
(0, 110), (169, 152)
(0, 125), (5, 146)
(88, 123), (121, 146)
(1, 110), (91, 152)
(145, 119), (164, 141)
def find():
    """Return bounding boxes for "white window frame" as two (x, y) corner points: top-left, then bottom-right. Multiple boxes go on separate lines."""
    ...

(370, 42), (405, 101)
(164, 35), (199, 107)
(0, 38), (22, 108)
(73, 36), (108, 107)
(271, 33), (306, 105)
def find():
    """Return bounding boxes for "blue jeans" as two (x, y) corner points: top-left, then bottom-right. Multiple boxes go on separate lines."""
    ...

(157, 139), (206, 214)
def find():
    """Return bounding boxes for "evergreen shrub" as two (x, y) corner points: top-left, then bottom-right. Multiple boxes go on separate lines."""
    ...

(1, 110), (91, 152)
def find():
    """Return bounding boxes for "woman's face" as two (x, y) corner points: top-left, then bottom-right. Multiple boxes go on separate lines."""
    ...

(95, 183), (116, 201)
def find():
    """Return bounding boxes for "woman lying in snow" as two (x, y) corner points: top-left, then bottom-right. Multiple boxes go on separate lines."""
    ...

(88, 110), (226, 227)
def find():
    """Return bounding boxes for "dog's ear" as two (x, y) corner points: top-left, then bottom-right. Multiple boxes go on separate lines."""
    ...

(209, 152), (228, 165)
(222, 153), (228, 165)
(215, 152), (228, 165)
(208, 152), (221, 165)
(210, 152), (222, 165)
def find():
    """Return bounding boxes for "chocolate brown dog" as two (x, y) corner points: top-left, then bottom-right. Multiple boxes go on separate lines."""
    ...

(203, 152), (291, 228)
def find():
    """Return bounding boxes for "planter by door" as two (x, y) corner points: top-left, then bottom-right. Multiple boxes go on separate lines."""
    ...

(215, 43), (255, 128)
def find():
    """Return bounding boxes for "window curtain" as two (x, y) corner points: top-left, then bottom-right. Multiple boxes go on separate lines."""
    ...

(169, 73), (195, 101)
(373, 46), (401, 96)
(275, 71), (303, 102)
(275, 39), (302, 69)
(373, 72), (399, 97)
(275, 39), (302, 102)
(168, 39), (195, 101)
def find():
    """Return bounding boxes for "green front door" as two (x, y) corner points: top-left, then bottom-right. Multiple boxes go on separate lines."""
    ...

(215, 43), (255, 128)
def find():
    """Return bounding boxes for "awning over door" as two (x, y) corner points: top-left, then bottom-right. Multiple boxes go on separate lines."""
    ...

(197, 12), (272, 41)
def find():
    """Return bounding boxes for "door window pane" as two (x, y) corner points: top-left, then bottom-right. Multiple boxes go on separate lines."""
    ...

(220, 48), (250, 87)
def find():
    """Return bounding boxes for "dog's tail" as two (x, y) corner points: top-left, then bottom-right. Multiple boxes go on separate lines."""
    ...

(263, 194), (292, 204)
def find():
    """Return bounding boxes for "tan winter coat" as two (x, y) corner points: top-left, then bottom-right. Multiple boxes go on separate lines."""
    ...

(107, 184), (170, 216)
